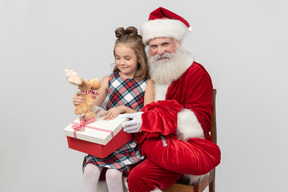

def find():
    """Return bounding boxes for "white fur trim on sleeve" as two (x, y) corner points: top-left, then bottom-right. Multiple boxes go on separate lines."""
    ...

(177, 109), (204, 140)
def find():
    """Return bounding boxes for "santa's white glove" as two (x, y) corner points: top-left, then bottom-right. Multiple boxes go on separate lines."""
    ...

(121, 112), (143, 133)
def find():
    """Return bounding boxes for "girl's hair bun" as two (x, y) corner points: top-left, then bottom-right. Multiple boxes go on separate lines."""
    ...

(115, 27), (125, 38)
(125, 26), (138, 37)
(115, 26), (138, 39)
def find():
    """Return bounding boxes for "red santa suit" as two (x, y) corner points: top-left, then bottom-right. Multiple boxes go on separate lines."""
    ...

(128, 56), (221, 192)
(127, 59), (221, 192)
(126, 7), (221, 192)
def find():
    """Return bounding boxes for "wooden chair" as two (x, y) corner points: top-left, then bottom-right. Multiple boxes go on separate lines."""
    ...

(164, 89), (217, 192)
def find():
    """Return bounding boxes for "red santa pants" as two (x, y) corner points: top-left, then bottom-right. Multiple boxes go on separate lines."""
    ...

(127, 136), (221, 191)
(141, 135), (221, 175)
(127, 158), (183, 192)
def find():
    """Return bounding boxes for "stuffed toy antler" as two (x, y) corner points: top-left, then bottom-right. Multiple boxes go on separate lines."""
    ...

(65, 69), (101, 120)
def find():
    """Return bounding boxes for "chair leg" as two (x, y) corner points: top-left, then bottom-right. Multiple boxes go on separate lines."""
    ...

(209, 177), (215, 192)
(209, 180), (215, 192)
(209, 169), (215, 192)
(194, 183), (199, 192)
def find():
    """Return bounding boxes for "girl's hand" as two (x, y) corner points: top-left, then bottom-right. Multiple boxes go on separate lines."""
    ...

(72, 92), (85, 106)
(100, 106), (125, 120)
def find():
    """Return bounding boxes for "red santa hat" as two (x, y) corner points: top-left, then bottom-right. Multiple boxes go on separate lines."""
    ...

(140, 7), (192, 44)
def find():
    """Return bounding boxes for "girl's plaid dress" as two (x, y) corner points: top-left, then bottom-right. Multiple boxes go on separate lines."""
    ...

(83, 72), (147, 176)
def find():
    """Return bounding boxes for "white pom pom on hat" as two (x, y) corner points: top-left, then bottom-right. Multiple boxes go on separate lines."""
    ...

(140, 7), (192, 44)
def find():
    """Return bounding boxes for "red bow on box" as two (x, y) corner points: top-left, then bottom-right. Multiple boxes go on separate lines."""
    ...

(71, 117), (96, 138)
(71, 117), (114, 139)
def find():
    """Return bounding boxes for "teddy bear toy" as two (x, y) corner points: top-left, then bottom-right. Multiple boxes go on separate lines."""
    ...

(65, 69), (101, 121)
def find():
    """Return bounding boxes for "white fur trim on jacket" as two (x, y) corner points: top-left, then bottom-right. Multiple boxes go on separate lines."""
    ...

(140, 19), (188, 44)
(177, 109), (208, 184)
(177, 109), (204, 140)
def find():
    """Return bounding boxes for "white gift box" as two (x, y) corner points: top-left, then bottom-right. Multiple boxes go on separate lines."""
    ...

(64, 109), (132, 158)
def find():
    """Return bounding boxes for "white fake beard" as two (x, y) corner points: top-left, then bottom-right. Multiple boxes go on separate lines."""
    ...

(148, 47), (189, 84)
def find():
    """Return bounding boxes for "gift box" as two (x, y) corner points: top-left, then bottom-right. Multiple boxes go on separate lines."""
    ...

(64, 110), (132, 158)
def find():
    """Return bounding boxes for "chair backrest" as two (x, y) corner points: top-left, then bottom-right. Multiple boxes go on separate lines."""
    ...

(211, 89), (217, 144)
(208, 89), (217, 192)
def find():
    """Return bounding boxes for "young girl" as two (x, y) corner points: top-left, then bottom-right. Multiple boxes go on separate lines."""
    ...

(73, 26), (154, 192)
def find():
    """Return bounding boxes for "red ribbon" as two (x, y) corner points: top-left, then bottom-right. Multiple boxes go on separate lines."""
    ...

(71, 117), (114, 139)
(82, 90), (99, 99)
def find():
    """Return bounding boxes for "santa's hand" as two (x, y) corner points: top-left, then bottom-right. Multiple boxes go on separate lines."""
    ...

(121, 112), (143, 133)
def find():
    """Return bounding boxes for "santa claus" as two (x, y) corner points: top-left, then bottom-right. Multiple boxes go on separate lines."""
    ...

(121, 7), (221, 192)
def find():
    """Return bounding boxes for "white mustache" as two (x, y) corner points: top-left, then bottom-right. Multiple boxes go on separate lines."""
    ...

(152, 52), (171, 61)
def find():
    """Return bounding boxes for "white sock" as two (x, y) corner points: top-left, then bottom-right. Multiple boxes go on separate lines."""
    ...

(82, 164), (103, 192)
(105, 169), (124, 192)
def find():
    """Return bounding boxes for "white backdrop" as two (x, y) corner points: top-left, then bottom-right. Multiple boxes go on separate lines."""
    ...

(1, 0), (288, 192)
